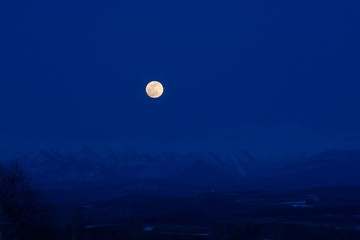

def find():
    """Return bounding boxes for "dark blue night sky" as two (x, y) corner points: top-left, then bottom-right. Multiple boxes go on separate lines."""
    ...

(3, 3), (360, 239)
(1, 0), (360, 141)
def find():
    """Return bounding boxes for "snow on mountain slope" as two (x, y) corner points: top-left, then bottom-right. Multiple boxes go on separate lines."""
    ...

(10, 147), (261, 188)
(2, 124), (360, 192)
(7, 145), (360, 192)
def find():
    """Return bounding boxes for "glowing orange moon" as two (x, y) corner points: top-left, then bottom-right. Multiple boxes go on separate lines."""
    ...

(146, 81), (164, 98)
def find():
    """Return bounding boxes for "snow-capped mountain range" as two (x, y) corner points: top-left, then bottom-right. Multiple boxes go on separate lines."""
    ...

(12, 147), (262, 186)
(4, 146), (360, 193)
(1, 124), (360, 196)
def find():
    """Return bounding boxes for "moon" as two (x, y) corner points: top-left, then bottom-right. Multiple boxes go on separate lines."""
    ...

(146, 81), (164, 98)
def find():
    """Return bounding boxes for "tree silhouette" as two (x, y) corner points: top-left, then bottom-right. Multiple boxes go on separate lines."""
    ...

(0, 161), (56, 240)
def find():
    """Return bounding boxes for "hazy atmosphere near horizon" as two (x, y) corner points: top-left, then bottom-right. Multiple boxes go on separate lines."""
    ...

(1, 0), (360, 239)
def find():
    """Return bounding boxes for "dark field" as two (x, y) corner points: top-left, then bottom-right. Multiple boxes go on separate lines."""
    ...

(49, 186), (360, 240)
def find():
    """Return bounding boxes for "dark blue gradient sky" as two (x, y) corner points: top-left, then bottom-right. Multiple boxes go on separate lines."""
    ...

(0, 0), (359, 141)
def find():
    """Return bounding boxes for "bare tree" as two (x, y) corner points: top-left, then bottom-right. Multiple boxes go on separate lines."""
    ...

(0, 161), (56, 240)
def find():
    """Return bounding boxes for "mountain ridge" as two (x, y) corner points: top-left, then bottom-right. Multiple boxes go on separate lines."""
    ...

(4, 146), (360, 194)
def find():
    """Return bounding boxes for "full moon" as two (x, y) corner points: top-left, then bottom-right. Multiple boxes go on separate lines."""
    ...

(146, 81), (164, 98)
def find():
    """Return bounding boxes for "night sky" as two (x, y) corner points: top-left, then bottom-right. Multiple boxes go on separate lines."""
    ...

(1, 0), (360, 143)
